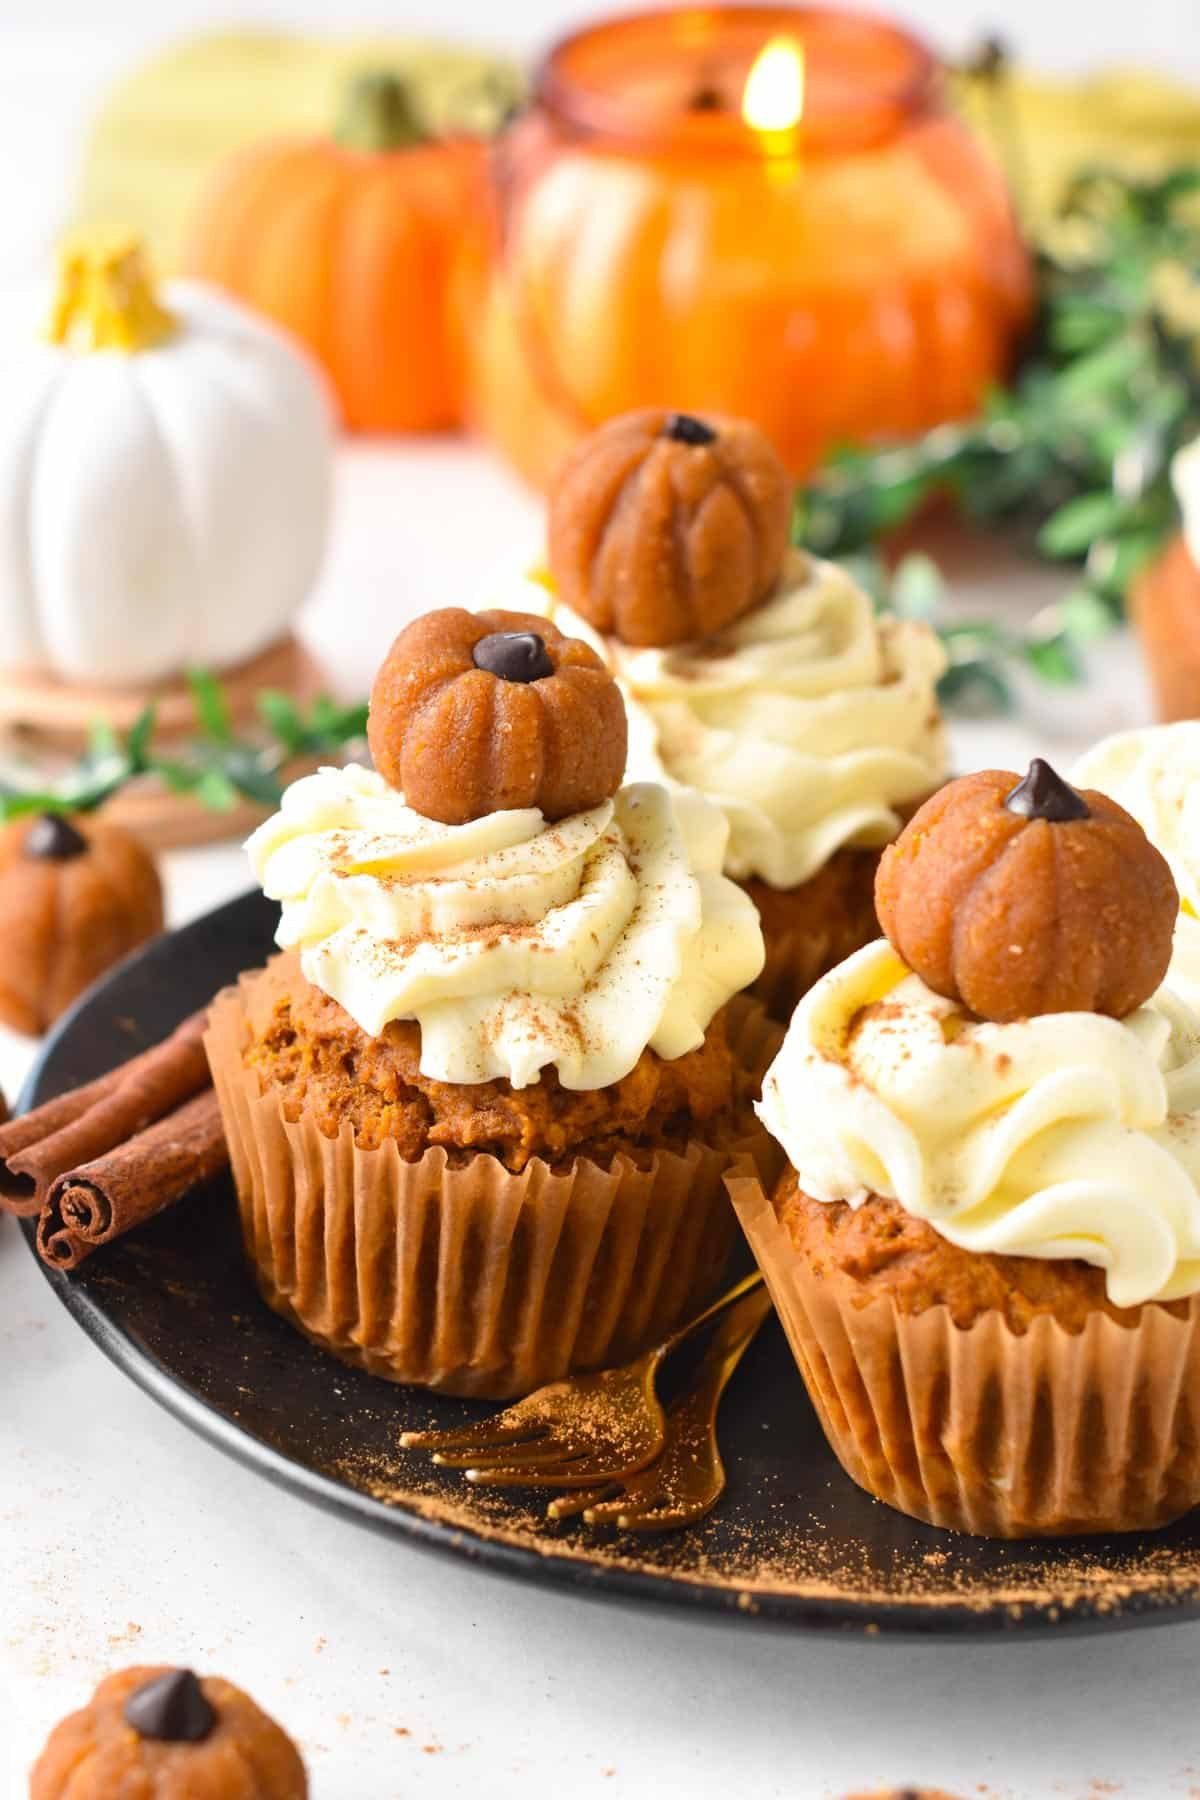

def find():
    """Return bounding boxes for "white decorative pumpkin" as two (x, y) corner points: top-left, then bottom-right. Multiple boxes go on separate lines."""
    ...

(0, 234), (334, 688)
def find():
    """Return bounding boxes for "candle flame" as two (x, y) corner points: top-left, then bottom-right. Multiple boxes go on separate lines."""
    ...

(742, 37), (805, 133)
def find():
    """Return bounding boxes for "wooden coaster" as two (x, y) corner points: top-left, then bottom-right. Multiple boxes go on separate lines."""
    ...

(0, 636), (324, 750)
(0, 637), (335, 850)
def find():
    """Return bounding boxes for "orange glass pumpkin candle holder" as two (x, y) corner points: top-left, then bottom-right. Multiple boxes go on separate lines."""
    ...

(466, 5), (1032, 487)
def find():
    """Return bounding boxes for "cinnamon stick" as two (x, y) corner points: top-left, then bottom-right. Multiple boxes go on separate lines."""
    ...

(0, 1010), (210, 1217)
(38, 1089), (228, 1271)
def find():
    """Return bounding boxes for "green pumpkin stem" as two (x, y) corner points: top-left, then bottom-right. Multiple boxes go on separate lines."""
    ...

(334, 71), (427, 153)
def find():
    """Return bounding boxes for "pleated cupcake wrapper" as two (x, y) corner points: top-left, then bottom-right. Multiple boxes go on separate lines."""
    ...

(207, 981), (783, 1399)
(727, 1167), (1200, 1538)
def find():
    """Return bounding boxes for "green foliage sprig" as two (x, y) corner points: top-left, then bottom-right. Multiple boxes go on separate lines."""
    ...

(795, 165), (1200, 711)
(0, 671), (368, 822)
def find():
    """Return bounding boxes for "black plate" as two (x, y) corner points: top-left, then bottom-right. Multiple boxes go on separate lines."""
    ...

(22, 891), (1200, 1637)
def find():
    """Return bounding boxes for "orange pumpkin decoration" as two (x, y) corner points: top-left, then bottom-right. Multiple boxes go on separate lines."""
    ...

(368, 607), (628, 825)
(1132, 532), (1200, 723)
(875, 761), (1178, 1023)
(185, 72), (484, 432)
(31, 1666), (307, 1799)
(547, 408), (792, 647)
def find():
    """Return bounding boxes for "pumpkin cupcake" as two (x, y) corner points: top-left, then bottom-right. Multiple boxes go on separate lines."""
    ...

(521, 406), (948, 1020)
(206, 607), (772, 1397)
(730, 759), (1200, 1537)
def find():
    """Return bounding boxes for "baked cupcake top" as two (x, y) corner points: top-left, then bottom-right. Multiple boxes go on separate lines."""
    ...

(518, 549), (947, 891)
(757, 763), (1200, 1308)
(247, 609), (764, 1092)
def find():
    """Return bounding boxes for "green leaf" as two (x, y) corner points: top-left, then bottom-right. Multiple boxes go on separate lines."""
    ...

(890, 553), (944, 620)
(187, 668), (233, 743)
(87, 716), (119, 758)
(1025, 632), (1084, 685)
(194, 769), (239, 811)
(936, 659), (1013, 716)
(1059, 586), (1120, 641)
(126, 704), (158, 770)
(257, 689), (304, 755)
(1037, 491), (1127, 558)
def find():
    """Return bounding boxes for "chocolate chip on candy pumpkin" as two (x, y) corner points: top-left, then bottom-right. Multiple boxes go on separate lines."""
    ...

(874, 760), (1178, 1022)
(546, 407), (792, 647)
(30, 1666), (308, 1799)
(368, 607), (627, 825)
(0, 812), (164, 1036)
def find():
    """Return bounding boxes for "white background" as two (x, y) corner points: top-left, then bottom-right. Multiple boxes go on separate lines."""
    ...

(2, 4), (1199, 1797)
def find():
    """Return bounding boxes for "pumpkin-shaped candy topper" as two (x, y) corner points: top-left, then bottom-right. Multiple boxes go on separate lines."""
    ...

(0, 813), (164, 1036)
(875, 759), (1178, 1022)
(369, 608), (628, 825)
(547, 407), (792, 648)
(0, 230), (332, 689)
(30, 1666), (308, 1799)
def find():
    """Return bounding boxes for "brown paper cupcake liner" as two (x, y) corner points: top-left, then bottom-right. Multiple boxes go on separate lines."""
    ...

(728, 1167), (1200, 1537)
(207, 982), (783, 1399)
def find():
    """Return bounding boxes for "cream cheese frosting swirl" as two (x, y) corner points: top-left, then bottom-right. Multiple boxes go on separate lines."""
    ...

(517, 550), (947, 889)
(757, 938), (1200, 1307)
(1074, 723), (1200, 918)
(246, 764), (764, 1091)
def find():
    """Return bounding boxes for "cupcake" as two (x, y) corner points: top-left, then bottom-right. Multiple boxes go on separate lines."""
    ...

(1132, 438), (1200, 722)
(207, 606), (771, 1397)
(525, 406), (947, 1019)
(730, 758), (1200, 1537)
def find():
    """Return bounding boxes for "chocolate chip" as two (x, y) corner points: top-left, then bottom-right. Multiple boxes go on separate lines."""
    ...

(663, 413), (716, 446)
(124, 1669), (217, 1744)
(24, 813), (88, 861)
(1004, 758), (1090, 823)
(472, 631), (555, 683)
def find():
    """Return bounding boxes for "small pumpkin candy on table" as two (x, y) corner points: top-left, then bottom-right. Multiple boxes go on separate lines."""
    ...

(731, 758), (1200, 1538)
(535, 406), (949, 1020)
(30, 1665), (307, 1797)
(0, 812), (163, 1036)
(186, 71), (487, 433)
(207, 604), (773, 1398)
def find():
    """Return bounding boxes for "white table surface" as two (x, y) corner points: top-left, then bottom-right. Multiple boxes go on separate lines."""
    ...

(3, 6), (1199, 1794)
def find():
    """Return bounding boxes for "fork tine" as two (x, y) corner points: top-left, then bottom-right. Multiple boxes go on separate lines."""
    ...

(595, 1500), (696, 1533)
(466, 1449), (658, 1489)
(546, 1484), (615, 1522)
(433, 1438), (576, 1473)
(400, 1413), (544, 1454)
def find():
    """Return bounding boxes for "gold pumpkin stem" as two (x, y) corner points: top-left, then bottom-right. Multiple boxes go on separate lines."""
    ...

(334, 71), (427, 153)
(46, 230), (175, 354)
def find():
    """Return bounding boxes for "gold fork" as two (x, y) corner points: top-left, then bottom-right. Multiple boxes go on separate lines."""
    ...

(399, 1270), (765, 1490)
(548, 1283), (773, 1531)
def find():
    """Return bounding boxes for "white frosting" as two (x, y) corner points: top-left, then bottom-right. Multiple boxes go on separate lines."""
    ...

(1175, 437), (1200, 569)
(1074, 723), (1200, 917)
(516, 551), (947, 889)
(757, 938), (1200, 1307)
(246, 764), (764, 1091)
